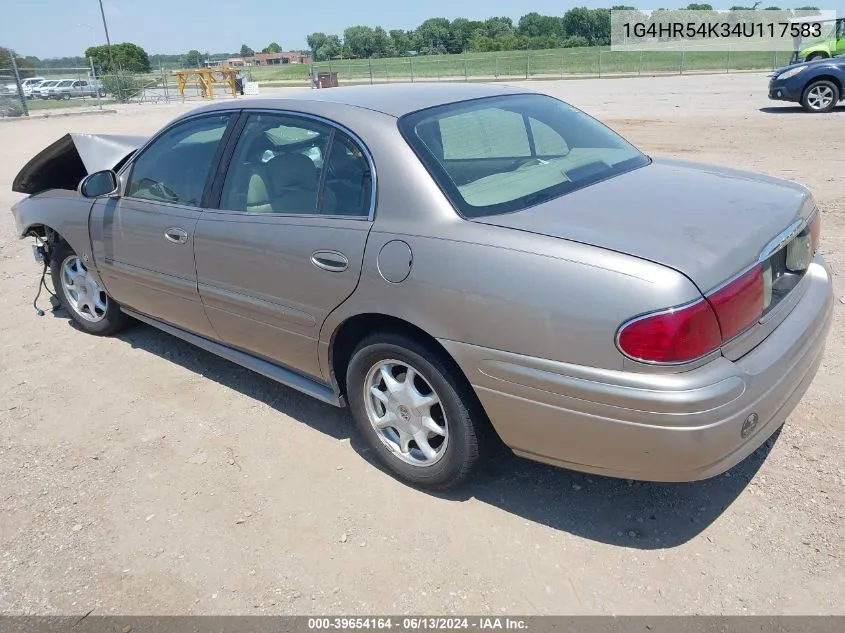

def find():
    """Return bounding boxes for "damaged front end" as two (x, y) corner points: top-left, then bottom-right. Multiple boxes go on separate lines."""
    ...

(12, 132), (146, 196)
(11, 132), (146, 316)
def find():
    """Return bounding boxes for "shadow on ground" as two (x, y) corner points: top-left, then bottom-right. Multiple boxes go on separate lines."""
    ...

(759, 105), (845, 114)
(65, 315), (774, 551)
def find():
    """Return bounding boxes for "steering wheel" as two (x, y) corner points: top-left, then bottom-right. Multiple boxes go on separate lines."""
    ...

(515, 157), (545, 171)
(147, 180), (180, 202)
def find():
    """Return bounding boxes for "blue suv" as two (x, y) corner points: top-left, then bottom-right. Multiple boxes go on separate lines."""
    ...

(768, 54), (845, 112)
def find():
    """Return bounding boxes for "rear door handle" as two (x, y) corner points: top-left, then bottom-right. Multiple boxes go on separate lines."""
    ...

(164, 227), (189, 244)
(311, 250), (349, 272)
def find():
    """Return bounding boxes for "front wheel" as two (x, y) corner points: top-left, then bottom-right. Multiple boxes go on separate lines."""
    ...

(801, 80), (840, 113)
(50, 242), (131, 336)
(346, 332), (488, 490)
(61, 93), (71, 100)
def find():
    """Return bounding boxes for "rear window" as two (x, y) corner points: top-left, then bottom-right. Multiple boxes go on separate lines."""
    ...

(399, 93), (649, 218)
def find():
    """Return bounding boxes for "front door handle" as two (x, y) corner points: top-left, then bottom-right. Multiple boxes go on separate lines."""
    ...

(164, 227), (189, 244)
(311, 250), (349, 272)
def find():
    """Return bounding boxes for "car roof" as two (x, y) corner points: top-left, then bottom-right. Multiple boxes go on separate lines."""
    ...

(192, 82), (534, 119)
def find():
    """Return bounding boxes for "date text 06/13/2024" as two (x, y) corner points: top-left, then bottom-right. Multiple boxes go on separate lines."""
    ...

(307, 617), (529, 630)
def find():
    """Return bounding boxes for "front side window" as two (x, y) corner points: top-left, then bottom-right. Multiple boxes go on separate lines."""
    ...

(399, 93), (649, 218)
(219, 113), (371, 217)
(126, 114), (232, 207)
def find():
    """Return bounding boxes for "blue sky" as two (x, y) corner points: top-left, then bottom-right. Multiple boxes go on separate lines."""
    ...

(1, 0), (827, 58)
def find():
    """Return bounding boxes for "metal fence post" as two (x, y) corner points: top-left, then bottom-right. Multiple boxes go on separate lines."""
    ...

(410, 58), (414, 82)
(369, 58), (373, 84)
(680, 50), (685, 74)
(598, 50), (602, 78)
(525, 51), (530, 79)
(436, 56), (441, 81)
(90, 57), (102, 109)
(639, 50), (643, 76)
(560, 52), (564, 79)
(10, 51), (29, 117)
(161, 63), (169, 102)
(726, 47), (731, 73)
(464, 55), (468, 82)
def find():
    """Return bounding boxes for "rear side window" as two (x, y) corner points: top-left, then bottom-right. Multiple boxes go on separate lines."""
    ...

(399, 93), (649, 218)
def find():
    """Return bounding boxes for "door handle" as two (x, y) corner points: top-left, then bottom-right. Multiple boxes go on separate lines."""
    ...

(164, 227), (189, 244)
(311, 250), (349, 272)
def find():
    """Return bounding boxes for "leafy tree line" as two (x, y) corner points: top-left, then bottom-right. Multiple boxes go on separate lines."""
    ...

(8, 3), (822, 73)
(305, 4), (821, 60)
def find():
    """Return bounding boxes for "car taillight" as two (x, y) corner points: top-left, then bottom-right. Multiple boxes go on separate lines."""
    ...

(616, 299), (722, 364)
(706, 265), (765, 342)
(617, 265), (765, 364)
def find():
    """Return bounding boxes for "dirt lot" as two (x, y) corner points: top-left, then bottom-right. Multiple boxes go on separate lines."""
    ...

(1, 73), (843, 616)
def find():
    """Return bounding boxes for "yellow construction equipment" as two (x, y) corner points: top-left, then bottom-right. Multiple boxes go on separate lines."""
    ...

(174, 68), (238, 100)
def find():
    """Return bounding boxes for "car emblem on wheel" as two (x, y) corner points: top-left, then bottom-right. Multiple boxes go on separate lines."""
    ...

(398, 405), (411, 422)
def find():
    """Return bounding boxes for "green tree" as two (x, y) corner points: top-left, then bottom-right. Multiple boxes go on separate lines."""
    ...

(389, 29), (412, 55)
(85, 42), (150, 73)
(416, 18), (452, 54)
(262, 42), (282, 53)
(184, 49), (203, 67)
(239, 44), (254, 57)
(517, 13), (564, 38)
(0, 48), (36, 77)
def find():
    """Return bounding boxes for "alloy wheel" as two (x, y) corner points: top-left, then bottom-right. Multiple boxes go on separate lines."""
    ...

(363, 359), (449, 467)
(60, 255), (108, 322)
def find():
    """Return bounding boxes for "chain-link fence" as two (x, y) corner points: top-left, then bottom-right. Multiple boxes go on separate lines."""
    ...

(309, 47), (795, 86)
(0, 58), (245, 118)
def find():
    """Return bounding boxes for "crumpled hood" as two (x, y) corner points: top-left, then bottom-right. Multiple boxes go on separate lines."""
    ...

(12, 132), (147, 195)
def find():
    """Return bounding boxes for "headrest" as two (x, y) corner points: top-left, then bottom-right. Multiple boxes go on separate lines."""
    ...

(265, 153), (318, 192)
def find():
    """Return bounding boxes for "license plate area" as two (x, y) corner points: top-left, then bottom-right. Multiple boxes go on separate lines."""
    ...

(761, 228), (811, 317)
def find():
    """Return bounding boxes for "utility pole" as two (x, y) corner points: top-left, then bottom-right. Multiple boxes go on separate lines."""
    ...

(97, 0), (115, 72)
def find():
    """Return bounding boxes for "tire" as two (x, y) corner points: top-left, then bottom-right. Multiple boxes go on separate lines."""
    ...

(801, 79), (840, 113)
(346, 331), (488, 490)
(806, 52), (827, 62)
(50, 241), (131, 336)
(61, 93), (71, 100)
(98, 89), (106, 97)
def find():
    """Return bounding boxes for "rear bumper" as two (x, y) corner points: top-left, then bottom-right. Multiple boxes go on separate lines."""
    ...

(440, 255), (833, 482)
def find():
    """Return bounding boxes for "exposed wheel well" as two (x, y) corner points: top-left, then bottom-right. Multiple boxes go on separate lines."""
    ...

(804, 75), (843, 98)
(23, 224), (66, 256)
(329, 313), (468, 402)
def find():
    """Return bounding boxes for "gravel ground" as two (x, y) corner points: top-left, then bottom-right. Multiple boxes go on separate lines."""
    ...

(0, 72), (843, 616)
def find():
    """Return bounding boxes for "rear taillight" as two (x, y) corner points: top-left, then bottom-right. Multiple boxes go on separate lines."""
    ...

(616, 299), (722, 364)
(706, 265), (765, 342)
(618, 265), (765, 364)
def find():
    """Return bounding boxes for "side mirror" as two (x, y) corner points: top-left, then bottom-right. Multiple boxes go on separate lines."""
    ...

(79, 170), (118, 198)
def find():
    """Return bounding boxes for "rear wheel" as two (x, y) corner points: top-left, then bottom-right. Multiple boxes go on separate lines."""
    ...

(50, 241), (131, 336)
(801, 80), (840, 113)
(346, 332), (487, 490)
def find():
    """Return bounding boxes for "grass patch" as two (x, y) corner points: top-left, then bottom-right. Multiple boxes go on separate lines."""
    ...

(26, 97), (116, 111)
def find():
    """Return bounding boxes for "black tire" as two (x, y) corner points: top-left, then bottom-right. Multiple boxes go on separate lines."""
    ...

(61, 93), (71, 100)
(50, 241), (131, 336)
(806, 52), (827, 62)
(346, 331), (488, 490)
(801, 79), (840, 113)
(98, 89), (106, 97)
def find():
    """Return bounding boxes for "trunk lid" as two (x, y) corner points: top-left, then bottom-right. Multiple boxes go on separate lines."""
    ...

(473, 157), (815, 292)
